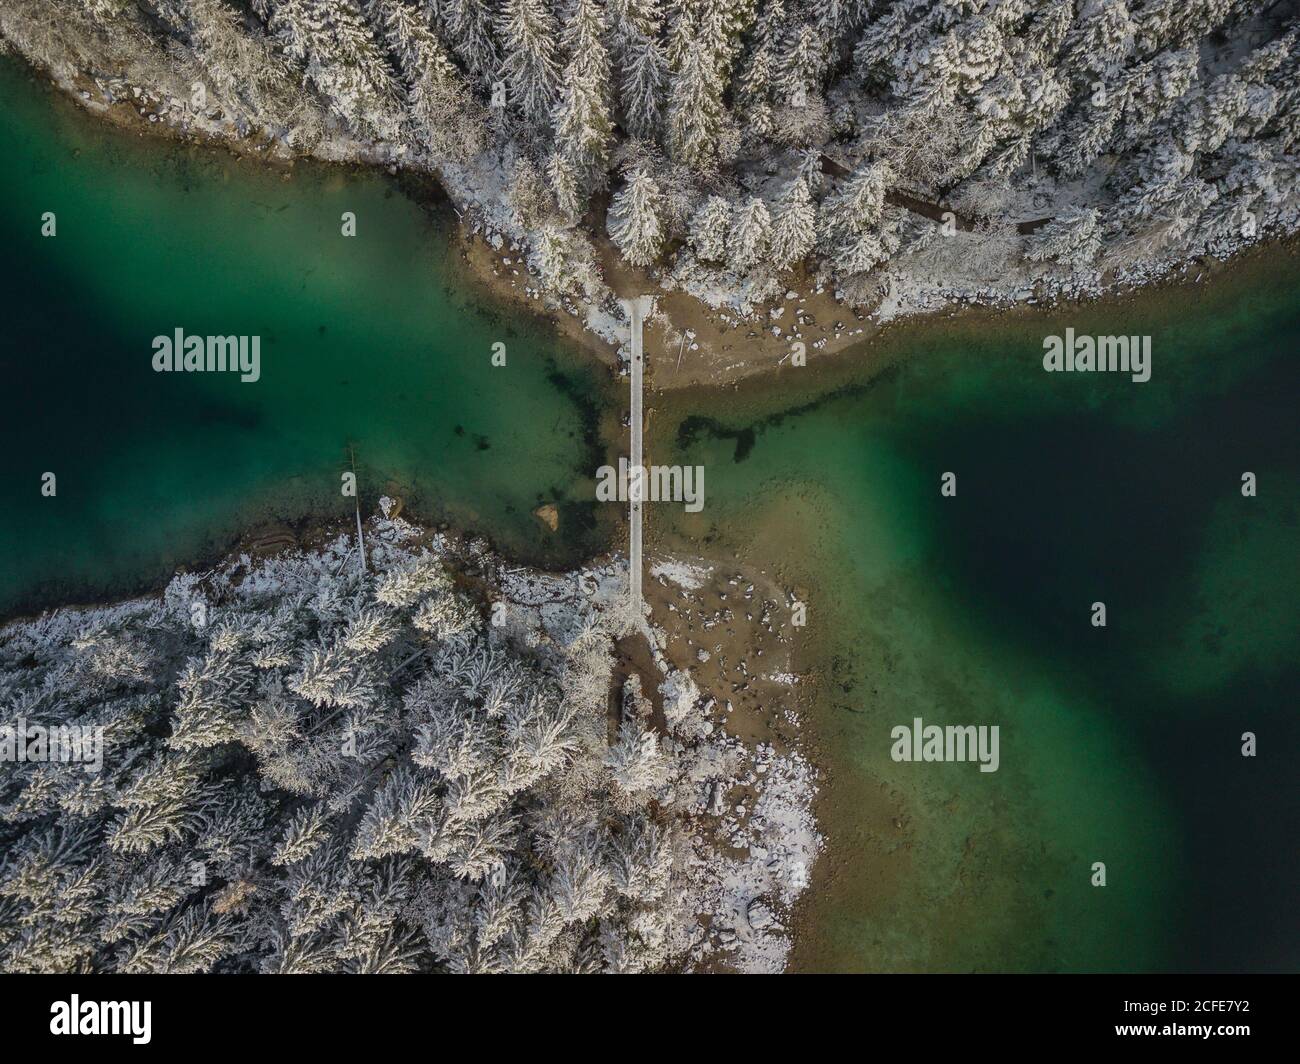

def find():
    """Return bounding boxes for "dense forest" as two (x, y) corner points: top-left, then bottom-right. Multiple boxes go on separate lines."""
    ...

(3, 1), (1297, 312)
(0, 519), (817, 973)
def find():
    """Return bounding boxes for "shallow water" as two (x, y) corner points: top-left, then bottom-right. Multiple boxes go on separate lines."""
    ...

(652, 257), (1299, 971)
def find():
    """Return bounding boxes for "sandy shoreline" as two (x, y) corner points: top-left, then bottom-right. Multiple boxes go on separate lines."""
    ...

(449, 178), (1300, 400)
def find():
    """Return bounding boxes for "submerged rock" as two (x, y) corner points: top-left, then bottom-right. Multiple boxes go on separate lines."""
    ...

(533, 503), (559, 531)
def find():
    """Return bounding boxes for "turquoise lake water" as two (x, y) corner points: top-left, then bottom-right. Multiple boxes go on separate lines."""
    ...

(653, 261), (1299, 971)
(0, 62), (613, 618)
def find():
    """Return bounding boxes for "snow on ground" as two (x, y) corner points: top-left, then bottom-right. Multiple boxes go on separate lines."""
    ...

(644, 553), (823, 972)
(674, 732), (822, 973)
(649, 556), (713, 592)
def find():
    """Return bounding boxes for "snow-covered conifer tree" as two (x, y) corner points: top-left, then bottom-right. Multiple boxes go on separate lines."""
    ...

(728, 195), (771, 274)
(667, 37), (724, 169)
(769, 176), (816, 270)
(552, 0), (614, 186)
(546, 149), (584, 221)
(818, 159), (888, 256)
(607, 165), (664, 266)
(445, 0), (499, 83)
(496, 0), (562, 129)
(687, 194), (732, 262)
(1024, 204), (1102, 270)
(620, 24), (667, 140)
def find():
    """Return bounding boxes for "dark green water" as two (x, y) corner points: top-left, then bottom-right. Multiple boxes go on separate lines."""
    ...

(0, 62), (613, 618)
(2, 60), (1296, 973)
(654, 262), (1299, 971)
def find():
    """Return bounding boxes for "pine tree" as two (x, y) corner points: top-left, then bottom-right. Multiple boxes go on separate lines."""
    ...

(370, 0), (458, 84)
(728, 195), (771, 273)
(777, 19), (824, 108)
(265, 0), (402, 139)
(445, 0), (499, 83)
(818, 160), (892, 275)
(552, 0), (614, 186)
(607, 166), (664, 266)
(1024, 204), (1102, 270)
(736, 1), (782, 138)
(1055, 92), (1123, 178)
(546, 150), (584, 222)
(496, 0), (562, 130)
(620, 27), (667, 140)
(687, 194), (731, 261)
(769, 176), (816, 269)
(605, 716), (667, 793)
(1066, 0), (1137, 85)
(667, 38), (724, 169)
(819, 160), (888, 250)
